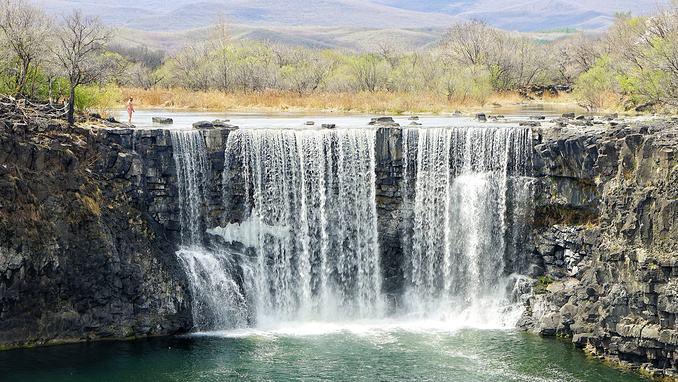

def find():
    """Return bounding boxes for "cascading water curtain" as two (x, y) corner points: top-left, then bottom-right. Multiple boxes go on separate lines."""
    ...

(217, 128), (385, 324)
(171, 130), (211, 246)
(402, 126), (533, 324)
(171, 130), (248, 330)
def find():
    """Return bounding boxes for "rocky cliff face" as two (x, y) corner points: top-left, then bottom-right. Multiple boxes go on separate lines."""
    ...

(522, 121), (678, 379)
(0, 116), (194, 349)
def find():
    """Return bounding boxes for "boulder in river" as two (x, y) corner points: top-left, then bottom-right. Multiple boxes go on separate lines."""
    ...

(152, 117), (173, 124)
(212, 119), (236, 128)
(193, 121), (214, 129)
(305, 121), (315, 126)
(322, 123), (336, 129)
(476, 113), (487, 122)
(368, 116), (399, 127)
(562, 112), (575, 119)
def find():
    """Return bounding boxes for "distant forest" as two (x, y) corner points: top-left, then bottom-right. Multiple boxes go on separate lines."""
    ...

(1, 0), (676, 116)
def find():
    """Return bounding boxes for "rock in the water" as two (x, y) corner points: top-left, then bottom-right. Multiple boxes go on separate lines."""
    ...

(562, 112), (576, 119)
(408, 116), (419, 121)
(321, 123), (336, 129)
(305, 121), (315, 126)
(409, 121), (422, 126)
(212, 119), (236, 128)
(368, 117), (399, 126)
(152, 117), (173, 124)
(192, 121), (214, 129)
(519, 121), (541, 127)
(476, 113), (487, 122)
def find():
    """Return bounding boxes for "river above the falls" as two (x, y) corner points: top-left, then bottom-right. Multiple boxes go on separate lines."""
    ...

(1, 326), (648, 382)
(114, 109), (530, 130)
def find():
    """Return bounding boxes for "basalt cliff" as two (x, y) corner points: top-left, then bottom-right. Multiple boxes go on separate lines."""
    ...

(0, 103), (675, 379)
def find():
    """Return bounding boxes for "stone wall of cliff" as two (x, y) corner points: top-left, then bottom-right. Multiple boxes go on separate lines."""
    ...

(0, 119), (218, 348)
(522, 121), (677, 379)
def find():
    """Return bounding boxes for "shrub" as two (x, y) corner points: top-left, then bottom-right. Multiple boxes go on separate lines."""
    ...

(574, 56), (619, 111)
(74, 84), (122, 114)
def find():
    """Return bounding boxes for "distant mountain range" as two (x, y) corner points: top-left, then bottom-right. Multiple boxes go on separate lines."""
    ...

(31, 0), (671, 51)
(32, 0), (670, 31)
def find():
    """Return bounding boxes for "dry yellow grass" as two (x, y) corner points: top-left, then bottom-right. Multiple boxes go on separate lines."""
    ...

(119, 87), (578, 114)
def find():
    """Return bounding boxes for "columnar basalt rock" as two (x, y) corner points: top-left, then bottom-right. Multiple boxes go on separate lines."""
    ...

(0, 123), (192, 349)
(374, 127), (406, 304)
(522, 122), (678, 379)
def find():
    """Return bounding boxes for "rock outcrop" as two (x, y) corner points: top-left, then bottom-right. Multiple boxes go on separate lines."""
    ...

(522, 121), (678, 379)
(0, 120), (194, 349)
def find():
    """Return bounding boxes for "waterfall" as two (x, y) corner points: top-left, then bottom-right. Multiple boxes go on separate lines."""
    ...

(215, 128), (385, 324)
(171, 130), (248, 330)
(171, 130), (210, 245)
(171, 124), (534, 331)
(401, 126), (533, 324)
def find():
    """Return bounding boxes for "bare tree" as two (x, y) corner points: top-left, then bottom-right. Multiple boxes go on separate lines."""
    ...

(440, 20), (497, 66)
(552, 34), (602, 84)
(0, 0), (52, 95)
(52, 10), (111, 124)
(280, 48), (335, 95)
(210, 14), (232, 90)
(128, 63), (164, 90)
(351, 54), (388, 92)
(172, 42), (214, 91)
(375, 40), (402, 68)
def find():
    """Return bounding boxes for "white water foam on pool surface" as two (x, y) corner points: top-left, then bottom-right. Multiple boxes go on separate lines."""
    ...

(192, 301), (524, 339)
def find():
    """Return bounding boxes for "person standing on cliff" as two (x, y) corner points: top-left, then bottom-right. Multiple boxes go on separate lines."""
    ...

(127, 97), (135, 124)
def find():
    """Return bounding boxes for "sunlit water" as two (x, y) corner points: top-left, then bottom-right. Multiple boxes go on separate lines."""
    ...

(0, 326), (648, 382)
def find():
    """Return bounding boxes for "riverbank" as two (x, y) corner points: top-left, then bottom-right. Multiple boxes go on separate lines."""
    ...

(113, 87), (583, 115)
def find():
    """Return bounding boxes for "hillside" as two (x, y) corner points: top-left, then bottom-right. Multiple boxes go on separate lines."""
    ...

(33, 0), (669, 32)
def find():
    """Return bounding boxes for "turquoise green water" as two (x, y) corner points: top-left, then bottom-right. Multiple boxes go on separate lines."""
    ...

(0, 328), (647, 382)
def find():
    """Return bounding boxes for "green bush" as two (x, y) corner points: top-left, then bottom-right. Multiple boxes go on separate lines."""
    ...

(534, 275), (554, 294)
(574, 56), (619, 111)
(74, 84), (123, 114)
(441, 65), (493, 104)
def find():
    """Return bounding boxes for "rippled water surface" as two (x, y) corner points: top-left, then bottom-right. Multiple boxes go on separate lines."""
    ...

(1, 325), (647, 382)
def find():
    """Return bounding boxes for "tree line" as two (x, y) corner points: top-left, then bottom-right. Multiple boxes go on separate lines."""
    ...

(1, 0), (676, 119)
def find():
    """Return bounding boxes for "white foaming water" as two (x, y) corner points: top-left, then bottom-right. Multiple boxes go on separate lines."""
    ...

(401, 126), (533, 327)
(219, 128), (385, 324)
(208, 215), (290, 248)
(176, 246), (249, 329)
